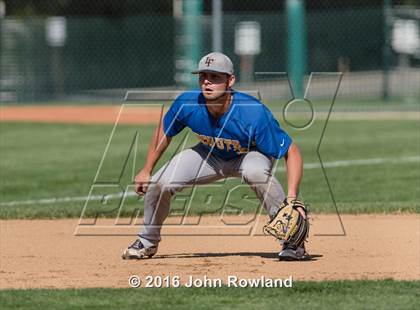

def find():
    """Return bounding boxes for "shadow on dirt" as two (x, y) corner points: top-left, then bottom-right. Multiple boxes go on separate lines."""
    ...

(154, 252), (323, 261)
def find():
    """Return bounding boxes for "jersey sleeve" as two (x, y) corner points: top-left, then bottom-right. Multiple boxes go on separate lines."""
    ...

(254, 108), (292, 159)
(163, 97), (186, 137)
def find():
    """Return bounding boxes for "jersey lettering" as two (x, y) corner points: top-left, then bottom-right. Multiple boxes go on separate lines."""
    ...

(197, 134), (250, 155)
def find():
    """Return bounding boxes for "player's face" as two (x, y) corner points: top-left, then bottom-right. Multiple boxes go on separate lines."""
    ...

(199, 72), (234, 101)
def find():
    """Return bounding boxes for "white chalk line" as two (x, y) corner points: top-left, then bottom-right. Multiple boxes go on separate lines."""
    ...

(1, 155), (419, 207)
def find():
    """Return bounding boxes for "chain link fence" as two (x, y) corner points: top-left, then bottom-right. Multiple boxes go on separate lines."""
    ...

(0, 0), (419, 103)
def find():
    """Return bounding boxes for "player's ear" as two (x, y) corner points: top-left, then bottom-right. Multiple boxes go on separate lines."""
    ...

(227, 74), (236, 88)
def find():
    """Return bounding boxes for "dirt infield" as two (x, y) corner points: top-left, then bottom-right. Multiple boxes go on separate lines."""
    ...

(1, 215), (419, 289)
(0, 105), (163, 125)
(1, 105), (419, 125)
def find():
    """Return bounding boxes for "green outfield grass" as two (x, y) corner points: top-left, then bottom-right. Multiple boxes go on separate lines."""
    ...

(0, 280), (419, 309)
(266, 97), (420, 111)
(0, 118), (419, 218)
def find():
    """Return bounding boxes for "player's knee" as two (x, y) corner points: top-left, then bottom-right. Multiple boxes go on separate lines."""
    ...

(153, 177), (179, 194)
(242, 166), (270, 183)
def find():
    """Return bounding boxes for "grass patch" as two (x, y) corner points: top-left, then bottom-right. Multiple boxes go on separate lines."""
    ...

(0, 119), (419, 218)
(0, 280), (419, 309)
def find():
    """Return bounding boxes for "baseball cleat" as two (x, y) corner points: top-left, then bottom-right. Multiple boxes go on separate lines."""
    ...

(278, 245), (307, 261)
(122, 239), (158, 260)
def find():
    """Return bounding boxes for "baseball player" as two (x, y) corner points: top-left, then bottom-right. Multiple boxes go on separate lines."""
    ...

(122, 52), (308, 261)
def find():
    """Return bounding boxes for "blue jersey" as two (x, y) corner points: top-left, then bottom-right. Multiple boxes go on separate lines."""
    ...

(163, 90), (292, 160)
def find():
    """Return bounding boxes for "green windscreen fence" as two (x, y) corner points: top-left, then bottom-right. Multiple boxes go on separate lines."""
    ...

(0, 16), (175, 101)
(0, 6), (419, 102)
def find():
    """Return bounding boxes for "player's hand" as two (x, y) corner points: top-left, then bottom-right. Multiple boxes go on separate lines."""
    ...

(134, 169), (151, 195)
(285, 197), (307, 219)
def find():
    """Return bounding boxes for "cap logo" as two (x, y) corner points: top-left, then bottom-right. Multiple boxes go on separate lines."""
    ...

(204, 57), (214, 67)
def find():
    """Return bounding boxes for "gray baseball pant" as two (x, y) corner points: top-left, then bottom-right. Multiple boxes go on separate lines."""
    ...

(138, 143), (286, 247)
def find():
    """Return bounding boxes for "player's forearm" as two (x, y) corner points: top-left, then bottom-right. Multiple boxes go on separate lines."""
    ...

(143, 125), (171, 173)
(285, 143), (303, 198)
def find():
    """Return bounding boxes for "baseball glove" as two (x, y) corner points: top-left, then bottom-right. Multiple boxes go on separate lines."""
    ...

(263, 197), (309, 248)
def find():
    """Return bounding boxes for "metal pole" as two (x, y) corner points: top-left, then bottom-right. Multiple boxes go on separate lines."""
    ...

(286, 0), (306, 98)
(382, 0), (392, 102)
(183, 0), (203, 89)
(0, 1), (4, 102)
(212, 0), (222, 52)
